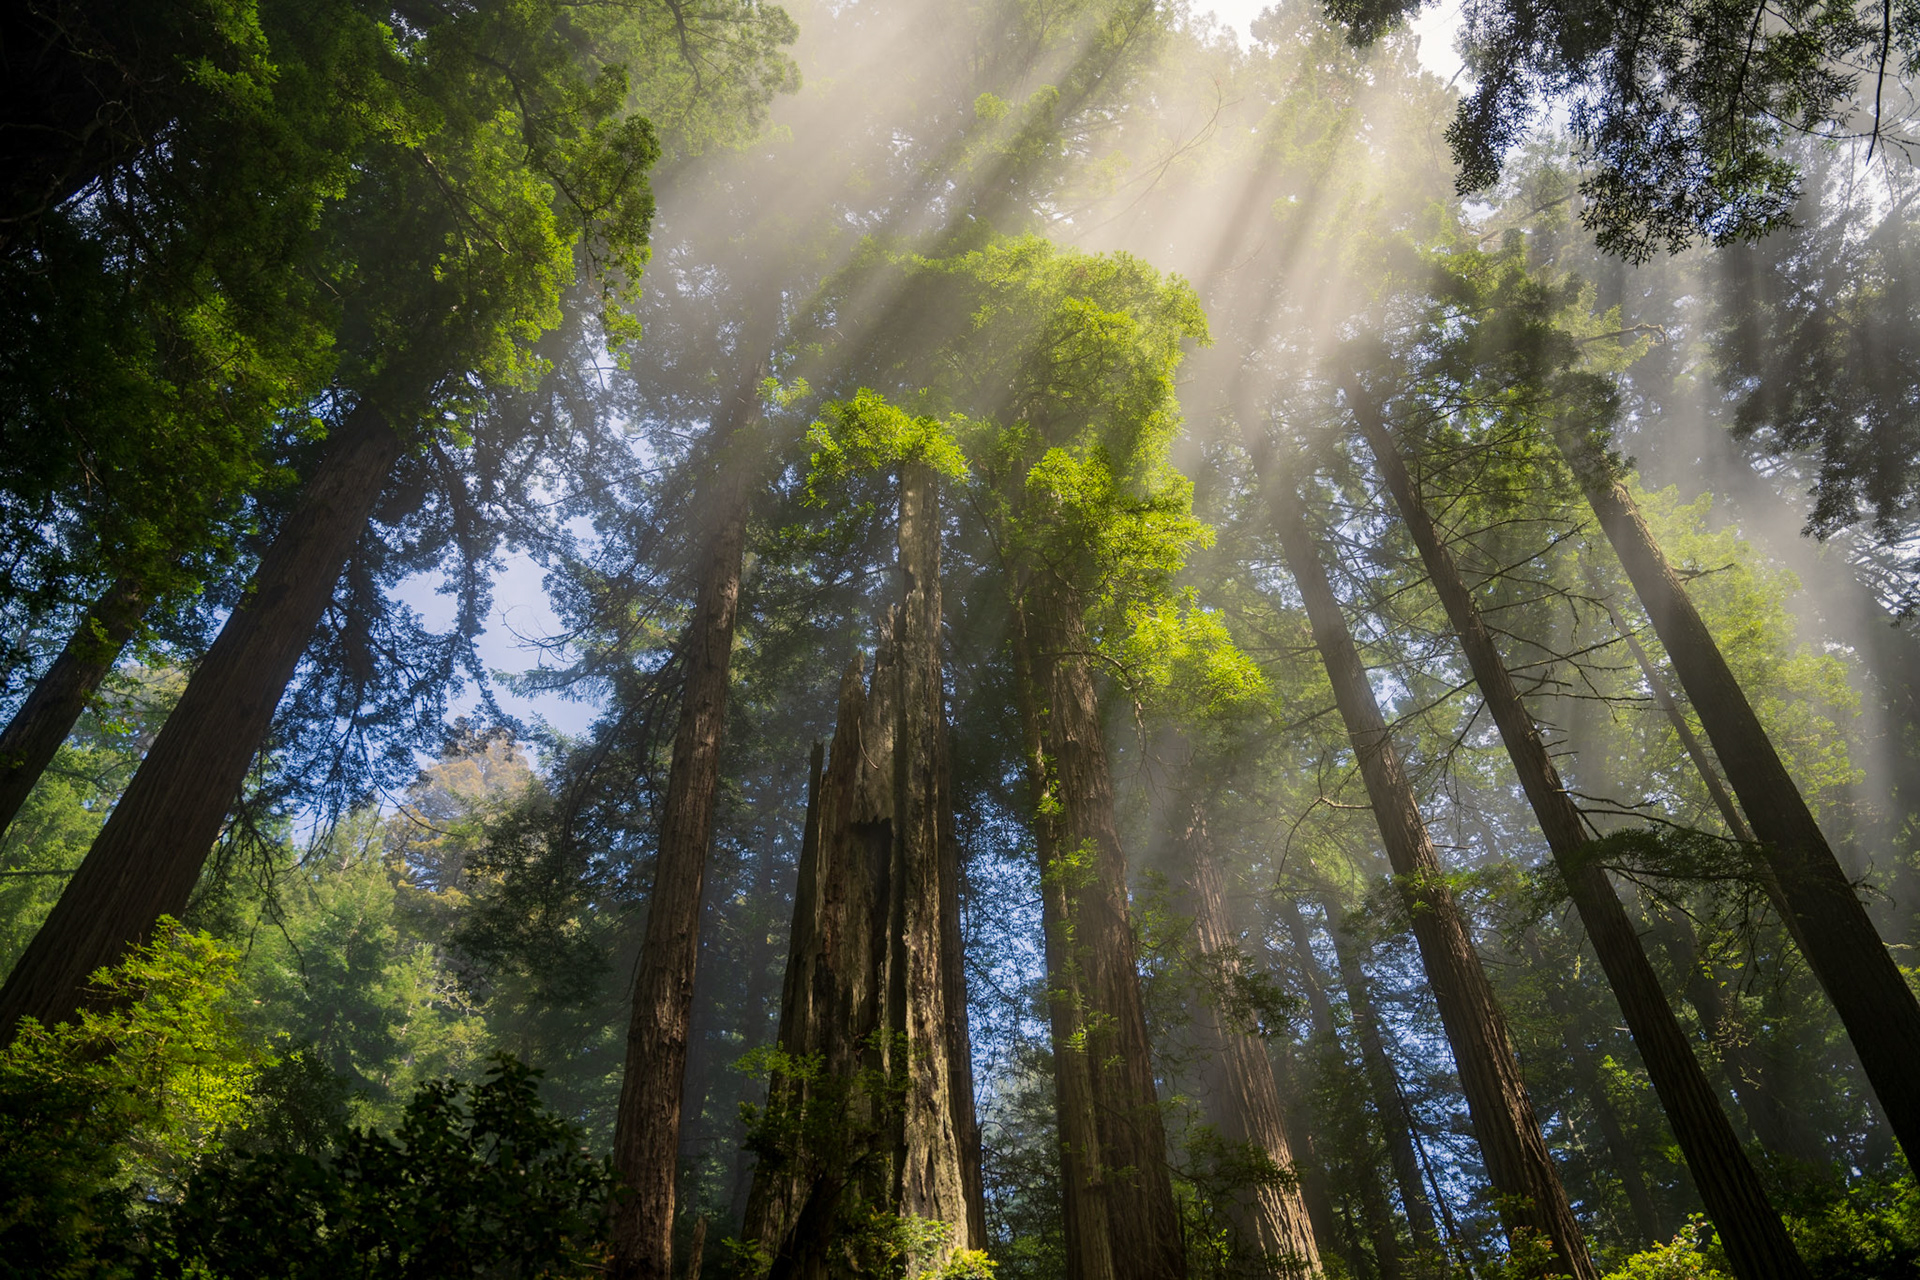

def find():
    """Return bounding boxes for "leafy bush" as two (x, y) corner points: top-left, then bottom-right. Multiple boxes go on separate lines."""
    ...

(151, 1054), (613, 1279)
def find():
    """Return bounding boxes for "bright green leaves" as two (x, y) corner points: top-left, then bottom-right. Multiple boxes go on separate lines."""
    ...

(1116, 595), (1268, 714)
(803, 388), (970, 508)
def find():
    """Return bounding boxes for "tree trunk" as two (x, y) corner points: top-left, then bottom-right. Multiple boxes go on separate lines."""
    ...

(0, 403), (402, 1041)
(1321, 897), (1442, 1265)
(1353, 393), (1807, 1280)
(743, 651), (896, 1277)
(1521, 930), (1665, 1245)
(1270, 902), (1355, 1273)
(0, 577), (146, 837)
(1555, 421), (1920, 1168)
(1012, 589), (1185, 1280)
(611, 349), (770, 1280)
(1260, 460), (1595, 1280)
(1178, 810), (1320, 1276)
(1650, 910), (1831, 1168)
(891, 460), (981, 1253)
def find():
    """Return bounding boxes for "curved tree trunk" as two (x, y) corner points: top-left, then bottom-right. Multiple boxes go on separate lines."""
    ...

(0, 577), (146, 838)
(1261, 459), (1596, 1280)
(1557, 423), (1920, 1168)
(1013, 589), (1185, 1280)
(0, 402), (402, 1040)
(1353, 391), (1807, 1280)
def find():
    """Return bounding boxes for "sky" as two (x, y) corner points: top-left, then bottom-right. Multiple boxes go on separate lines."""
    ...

(1206, 0), (1466, 83)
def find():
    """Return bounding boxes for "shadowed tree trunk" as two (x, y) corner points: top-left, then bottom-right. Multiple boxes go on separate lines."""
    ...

(1321, 897), (1442, 1266)
(612, 344), (770, 1280)
(1352, 388), (1808, 1280)
(892, 459), (981, 1255)
(1259, 456), (1595, 1280)
(743, 651), (896, 1278)
(1012, 587), (1185, 1280)
(0, 402), (403, 1041)
(1555, 419), (1920, 1168)
(1270, 900), (1357, 1274)
(1176, 807), (1320, 1276)
(0, 577), (145, 837)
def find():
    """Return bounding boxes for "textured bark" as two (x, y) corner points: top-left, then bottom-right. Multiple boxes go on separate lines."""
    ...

(892, 461), (982, 1253)
(0, 403), (402, 1040)
(1354, 396), (1807, 1280)
(1178, 813), (1320, 1276)
(1262, 465), (1593, 1280)
(0, 577), (145, 837)
(612, 464), (753, 1280)
(1556, 423), (1920, 1168)
(1013, 592), (1185, 1280)
(743, 653), (896, 1277)
(1322, 898), (1441, 1264)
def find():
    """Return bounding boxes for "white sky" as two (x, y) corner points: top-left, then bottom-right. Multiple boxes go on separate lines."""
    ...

(1204, 0), (1466, 84)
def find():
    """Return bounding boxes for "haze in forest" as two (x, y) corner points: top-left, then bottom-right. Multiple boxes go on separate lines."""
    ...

(3, 3), (1920, 1280)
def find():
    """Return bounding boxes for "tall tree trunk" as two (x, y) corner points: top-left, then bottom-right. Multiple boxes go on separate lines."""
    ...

(612, 351), (769, 1280)
(1012, 590), (1185, 1280)
(743, 652), (896, 1277)
(1521, 931), (1665, 1245)
(1650, 909), (1831, 1169)
(1352, 392), (1807, 1280)
(1260, 460), (1596, 1280)
(1270, 901), (1355, 1273)
(0, 577), (145, 837)
(1177, 808), (1320, 1276)
(1555, 421), (1920, 1167)
(891, 460), (981, 1253)
(1321, 897), (1442, 1265)
(0, 403), (402, 1040)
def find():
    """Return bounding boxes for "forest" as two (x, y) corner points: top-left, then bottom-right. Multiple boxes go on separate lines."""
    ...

(3, 0), (1920, 1277)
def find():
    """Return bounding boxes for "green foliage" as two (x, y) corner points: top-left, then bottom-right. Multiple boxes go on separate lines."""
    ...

(0, 919), (263, 1278)
(154, 1054), (611, 1279)
(1601, 1221), (1731, 1280)
(804, 388), (971, 505)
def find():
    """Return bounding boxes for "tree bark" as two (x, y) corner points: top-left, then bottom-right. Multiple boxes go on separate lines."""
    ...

(743, 652), (896, 1277)
(0, 577), (146, 837)
(611, 325), (776, 1278)
(1321, 897), (1442, 1265)
(892, 459), (981, 1253)
(612, 450), (754, 1280)
(1270, 902), (1355, 1273)
(1177, 810), (1320, 1276)
(1012, 589), (1185, 1280)
(1260, 461), (1595, 1280)
(1353, 393), (1807, 1280)
(1555, 422), (1920, 1168)
(0, 403), (402, 1039)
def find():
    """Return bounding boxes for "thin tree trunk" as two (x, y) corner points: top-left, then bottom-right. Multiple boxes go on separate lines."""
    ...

(1322, 897), (1442, 1264)
(1522, 931), (1665, 1245)
(892, 460), (980, 1252)
(0, 576), (145, 837)
(1012, 590), (1185, 1280)
(611, 345), (770, 1280)
(0, 403), (402, 1041)
(1260, 460), (1595, 1280)
(1353, 392), (1807, 1280)
(1651, 910), (1831, 1168)
(1179, 809), (1320, 1276)
(1270, 902), (1354, 1273)
(1555, 421), (1920, 1167)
